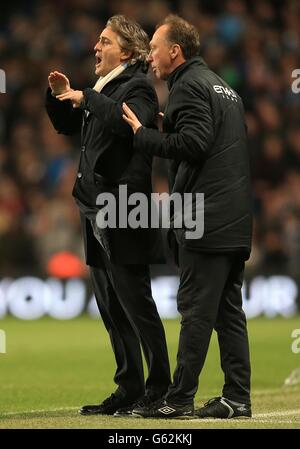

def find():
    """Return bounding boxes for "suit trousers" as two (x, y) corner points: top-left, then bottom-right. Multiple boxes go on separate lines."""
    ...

(90, 250), (171, 402)
(166, 245), (251, 405)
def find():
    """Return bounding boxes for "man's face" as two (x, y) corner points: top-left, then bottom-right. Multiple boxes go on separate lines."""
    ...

(94, 26), (128, 77)
(148, 25), (173, 80)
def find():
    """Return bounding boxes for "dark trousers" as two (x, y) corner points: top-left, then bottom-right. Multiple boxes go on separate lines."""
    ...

(90, 252), (171, 401)
(166, 246), (251, 405)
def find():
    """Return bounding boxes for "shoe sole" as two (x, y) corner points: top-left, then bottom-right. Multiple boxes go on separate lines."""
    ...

(78, 410), (115, 416)
(131, 412), (196, 420)
(113, 413), (135, 418)
(232, 415), (252, 419)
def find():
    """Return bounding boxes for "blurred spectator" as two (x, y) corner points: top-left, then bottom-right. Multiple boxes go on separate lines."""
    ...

(0, 0), (300, 277)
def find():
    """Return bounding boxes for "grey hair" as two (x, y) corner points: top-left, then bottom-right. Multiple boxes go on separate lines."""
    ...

(106, 15), (150, 71)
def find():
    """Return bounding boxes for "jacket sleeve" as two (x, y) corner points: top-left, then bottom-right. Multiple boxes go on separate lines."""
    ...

(45, 88), (83, 135)
(134, 80), (214, 164)
(81, 83), (158, 138)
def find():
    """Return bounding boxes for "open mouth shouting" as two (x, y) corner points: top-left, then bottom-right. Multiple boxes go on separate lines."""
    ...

(95, 54), (102, 70)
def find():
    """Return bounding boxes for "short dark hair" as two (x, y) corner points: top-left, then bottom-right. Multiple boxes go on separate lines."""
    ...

(158, 15), (201, 60)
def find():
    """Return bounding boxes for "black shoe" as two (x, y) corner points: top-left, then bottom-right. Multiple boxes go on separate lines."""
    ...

(114, 393), (161, 418)
(79, 393), (136, 416)
(132, 398), (194, 419)
(195, 396), (252, 419)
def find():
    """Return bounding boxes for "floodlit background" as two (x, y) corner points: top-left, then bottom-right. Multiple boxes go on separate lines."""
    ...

(0, 0), (300, 318)
(0, 0), (300, 429)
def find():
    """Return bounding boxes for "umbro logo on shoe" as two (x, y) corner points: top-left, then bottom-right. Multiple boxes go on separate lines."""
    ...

(132, 399), (194, 418)
(158, 406), (176, 414)
(236, 406), (247, 412)
(195, 396), (252, 419)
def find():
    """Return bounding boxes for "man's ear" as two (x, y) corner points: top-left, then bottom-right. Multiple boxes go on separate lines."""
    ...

(170, 44), (181, 60)
(120, 50), (133, 62)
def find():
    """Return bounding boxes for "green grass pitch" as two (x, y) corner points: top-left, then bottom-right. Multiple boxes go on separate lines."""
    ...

(0, 316), (300, 428)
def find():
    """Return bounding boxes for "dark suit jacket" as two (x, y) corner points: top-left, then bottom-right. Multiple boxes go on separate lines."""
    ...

(46, 63), (164, 266)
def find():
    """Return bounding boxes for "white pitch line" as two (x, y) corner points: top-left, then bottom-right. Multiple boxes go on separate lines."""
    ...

(254, 409), (300, 418)
(192, 409), (300, 422)
(0, 407), (79, 417)
(1, 407), (300, 420)
(2, 388), (299, 418)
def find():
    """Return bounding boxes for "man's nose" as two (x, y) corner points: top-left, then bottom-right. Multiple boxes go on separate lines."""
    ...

(94, 41), (100, 51)
(147, 52), (153, 63)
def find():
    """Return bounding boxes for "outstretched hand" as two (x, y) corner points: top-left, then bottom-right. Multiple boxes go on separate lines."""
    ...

(56, 90), (84, 108)
(122, 103), (142, 134)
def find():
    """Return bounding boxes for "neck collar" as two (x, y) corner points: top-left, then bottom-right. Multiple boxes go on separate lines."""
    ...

(167, 56), (206, 90)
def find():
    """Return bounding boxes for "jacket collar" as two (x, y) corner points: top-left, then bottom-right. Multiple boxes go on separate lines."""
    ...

(100, 61), (147, 97)
(167, 56), (207, 90)
(106, 61), (146, 85)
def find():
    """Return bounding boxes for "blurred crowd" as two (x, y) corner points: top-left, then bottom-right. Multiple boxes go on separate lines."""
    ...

(0, 0), (300, 278)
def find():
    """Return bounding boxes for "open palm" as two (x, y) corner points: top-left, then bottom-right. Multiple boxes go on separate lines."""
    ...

(48, 71), (71, 96)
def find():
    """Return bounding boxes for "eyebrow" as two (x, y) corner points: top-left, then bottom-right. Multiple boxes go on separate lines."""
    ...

(99, 35), (111, 43)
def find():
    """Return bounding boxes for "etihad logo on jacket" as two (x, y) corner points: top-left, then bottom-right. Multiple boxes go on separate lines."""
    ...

(213, 85), (238, 102)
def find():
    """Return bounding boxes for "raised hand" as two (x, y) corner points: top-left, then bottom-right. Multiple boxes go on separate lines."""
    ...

(48, 71), (71, 96)
(122, 103), (142, 134)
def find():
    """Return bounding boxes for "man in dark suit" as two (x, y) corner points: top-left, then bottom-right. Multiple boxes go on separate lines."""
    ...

(46, 15), (171, 416)
(123, 15), (253, 419)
